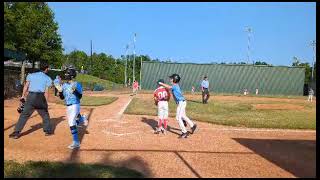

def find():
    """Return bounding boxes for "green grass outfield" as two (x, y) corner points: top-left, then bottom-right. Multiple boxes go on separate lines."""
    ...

(4, 160), (143, 178)
(137, 90), (311, 99)
(56, 96), (118, 106)
(124, 96), (316, 130)
(75, 74), (122, 90)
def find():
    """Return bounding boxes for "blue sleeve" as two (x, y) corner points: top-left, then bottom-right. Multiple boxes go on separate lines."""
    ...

(172, 85), (177, 92)
(76, 82), (83, 94)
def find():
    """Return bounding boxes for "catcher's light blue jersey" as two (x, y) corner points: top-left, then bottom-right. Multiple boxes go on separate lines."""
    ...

(62, 82), (83, 105)
(171, 84), (185, 103)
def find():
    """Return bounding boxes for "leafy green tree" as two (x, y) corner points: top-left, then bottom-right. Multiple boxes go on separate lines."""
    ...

(4, 2), (63, 68)
(254, 61), (269, 65)
(292, 56), (313, 83)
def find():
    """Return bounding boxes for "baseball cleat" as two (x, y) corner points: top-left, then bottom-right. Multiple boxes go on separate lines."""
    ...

(191, 124), (197, 134)
(178, 132), (189, 139)
(154, 128), (161, 134)
(161, 127), (167, 134)
(68, 142), (80, 149)
(9, 131), (20, 139)
(45, 131), (53, 136)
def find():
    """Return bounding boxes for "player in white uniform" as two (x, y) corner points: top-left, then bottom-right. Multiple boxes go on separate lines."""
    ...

(153, 79), (170, 134)
(159, 74), (197, 138)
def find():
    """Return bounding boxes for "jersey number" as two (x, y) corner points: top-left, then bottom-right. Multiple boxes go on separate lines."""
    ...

(157, 91), (168, 99)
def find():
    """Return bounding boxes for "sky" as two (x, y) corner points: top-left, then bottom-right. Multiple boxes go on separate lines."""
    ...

(48, 2), (316, 66)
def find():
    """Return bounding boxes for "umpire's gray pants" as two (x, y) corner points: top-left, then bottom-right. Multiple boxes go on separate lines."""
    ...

(14, 92), (52, 133)
(202, 88), (210, 103)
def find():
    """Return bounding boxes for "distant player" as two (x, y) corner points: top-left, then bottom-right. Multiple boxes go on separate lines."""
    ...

(154, 79), (170, 134)
(191, 86), (195, 95)
(55, 68), (88, 149)
(159, 74), (197, 138)
(308, 88), (314, 102)
(133, 80), (139, 95)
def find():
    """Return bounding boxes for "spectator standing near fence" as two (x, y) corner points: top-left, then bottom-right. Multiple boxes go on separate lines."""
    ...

(9, 62), (53, 139)
(200, 76), (210, 104)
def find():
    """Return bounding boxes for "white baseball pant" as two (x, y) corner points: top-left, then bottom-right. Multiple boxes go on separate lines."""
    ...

(66, 104), (80, 127)
(176, 100), (194, 133)
(158, 101), (169, 119)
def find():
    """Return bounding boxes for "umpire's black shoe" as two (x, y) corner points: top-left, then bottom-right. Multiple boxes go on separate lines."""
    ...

(178, 132), (189, 139)
(191, 124), (197, 134)
(9, 131), (20, 139)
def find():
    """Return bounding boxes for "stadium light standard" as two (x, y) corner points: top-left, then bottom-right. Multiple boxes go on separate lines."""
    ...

(140, 56), (142, 90)
(133, 33), (136, 82)
(245, 27), (253, 64)
(311, 40), (316, 81)
(125, 44), (129, 87)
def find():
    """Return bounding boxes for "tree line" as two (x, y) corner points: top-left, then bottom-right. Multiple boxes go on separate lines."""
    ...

(4, 2), (315, 85)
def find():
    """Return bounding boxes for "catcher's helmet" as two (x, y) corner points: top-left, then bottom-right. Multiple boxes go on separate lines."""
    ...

(64, 68), (77, 80)
(169, 74), (181, 83)
(157, 79), (164, 85)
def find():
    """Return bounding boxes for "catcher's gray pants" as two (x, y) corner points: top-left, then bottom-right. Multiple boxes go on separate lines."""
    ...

(202, 88), (210, 103)
(14, 92), (52, 133)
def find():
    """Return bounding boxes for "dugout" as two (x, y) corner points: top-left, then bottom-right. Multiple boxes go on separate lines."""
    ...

(141, 61), (305, 96)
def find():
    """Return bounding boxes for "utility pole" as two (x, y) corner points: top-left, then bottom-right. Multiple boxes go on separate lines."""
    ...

(311, 40), (316, 81)
(90, 40), (93, 73)
(133, 33), (136, 82)
(245, 27), (253, 64)
(125, 44), (129, 87)
(140, 56), (142, 90)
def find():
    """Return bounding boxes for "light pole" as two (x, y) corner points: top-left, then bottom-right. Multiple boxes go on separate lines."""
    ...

(311, 40), (316, 81)
(133, 33), (136, 82)
(245, 27), (253, 64)
(140, 56), (142, 90)
(125, 44), (129, 87)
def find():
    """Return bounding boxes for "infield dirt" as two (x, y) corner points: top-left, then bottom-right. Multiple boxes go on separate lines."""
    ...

(4, 92), (316, 178)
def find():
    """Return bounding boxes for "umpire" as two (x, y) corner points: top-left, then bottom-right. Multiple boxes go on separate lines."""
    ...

(201, 76), (210, 104)
(9, 62), (53, 139)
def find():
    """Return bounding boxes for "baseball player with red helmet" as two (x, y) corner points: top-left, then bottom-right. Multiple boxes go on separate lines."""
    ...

(158, 74), (197, 138)
(154, 79), (170, 134)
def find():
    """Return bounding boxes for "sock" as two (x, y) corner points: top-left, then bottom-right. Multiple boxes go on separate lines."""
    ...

(70, 126), (80, 144)
(158, 119), (163, 129)
(164, 119), (168, 129)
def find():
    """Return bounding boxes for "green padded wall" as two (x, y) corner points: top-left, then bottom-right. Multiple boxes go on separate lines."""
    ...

(141, 62), (305, 95)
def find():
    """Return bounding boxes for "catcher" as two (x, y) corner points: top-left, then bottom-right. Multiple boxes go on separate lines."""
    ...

(153, 79), (170, 134)
(55, 67), (88, 149)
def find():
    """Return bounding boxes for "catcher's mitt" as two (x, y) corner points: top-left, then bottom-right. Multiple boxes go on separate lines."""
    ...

(17, 98), (25, 114)
(54, 83), (63, 92)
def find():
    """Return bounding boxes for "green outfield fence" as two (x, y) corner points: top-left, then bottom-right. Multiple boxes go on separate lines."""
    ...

(141, 61), (305, 96)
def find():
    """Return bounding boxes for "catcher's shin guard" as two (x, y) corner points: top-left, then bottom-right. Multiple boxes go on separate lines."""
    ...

(70, 125), (80, 144)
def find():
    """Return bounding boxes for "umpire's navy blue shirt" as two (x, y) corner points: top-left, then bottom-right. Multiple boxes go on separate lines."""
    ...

(26, 72), (53, 92)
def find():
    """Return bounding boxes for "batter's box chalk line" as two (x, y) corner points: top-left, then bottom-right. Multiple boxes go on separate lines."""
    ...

(102, 129), (140, 137)
(98, 118), (128, 123)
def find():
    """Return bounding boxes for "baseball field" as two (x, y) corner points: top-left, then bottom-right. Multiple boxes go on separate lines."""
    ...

(4, 89), (316, 178)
